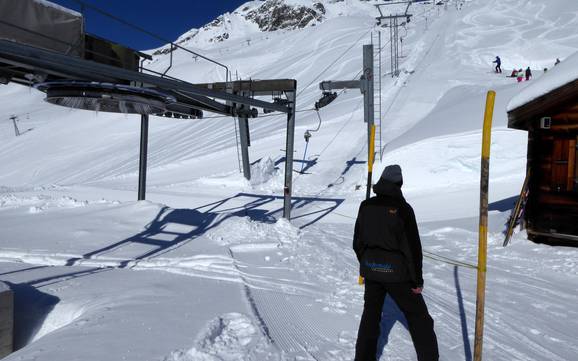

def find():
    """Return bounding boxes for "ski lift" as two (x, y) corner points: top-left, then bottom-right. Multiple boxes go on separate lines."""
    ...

(315, 92), (338, 110)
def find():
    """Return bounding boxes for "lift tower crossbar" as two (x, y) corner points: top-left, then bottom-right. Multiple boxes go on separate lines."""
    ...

(319, 45), (375, 198)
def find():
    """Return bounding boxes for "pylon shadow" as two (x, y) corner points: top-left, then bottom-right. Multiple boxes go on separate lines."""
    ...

(274, 156), (318, 174)
(327, 157), (365, 188)
(65, 192), (344, 268)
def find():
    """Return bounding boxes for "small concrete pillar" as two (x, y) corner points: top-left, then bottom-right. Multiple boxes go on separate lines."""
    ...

(0, 282), (13, 358)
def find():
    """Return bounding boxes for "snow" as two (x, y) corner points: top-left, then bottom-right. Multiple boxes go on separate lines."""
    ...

(1, 0), (578, 360)
(33, 0), (83, 18)
(507, 50), (578, 111)
(0, 281), (8, 293)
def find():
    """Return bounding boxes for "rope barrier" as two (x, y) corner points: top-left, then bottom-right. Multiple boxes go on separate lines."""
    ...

(423, 251), (478, 270)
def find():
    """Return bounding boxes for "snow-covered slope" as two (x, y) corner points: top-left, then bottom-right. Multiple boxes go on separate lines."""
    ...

(1, 1), (578, 360)
(508, 49), (578, 111)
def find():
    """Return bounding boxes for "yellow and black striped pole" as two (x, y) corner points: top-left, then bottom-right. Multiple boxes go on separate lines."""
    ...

(366, 124), (377, 200)
(474, 90), (495, 361)
(359, 124), (376, 286)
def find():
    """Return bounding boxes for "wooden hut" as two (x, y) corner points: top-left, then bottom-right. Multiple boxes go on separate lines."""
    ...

(507, 56), (578, 244)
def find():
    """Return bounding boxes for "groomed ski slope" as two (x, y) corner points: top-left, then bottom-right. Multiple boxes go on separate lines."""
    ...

(1, 1), (578, 360)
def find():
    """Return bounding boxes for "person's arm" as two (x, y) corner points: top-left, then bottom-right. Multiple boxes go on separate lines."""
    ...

(404, 205), (424, 288)
(352, 204), (365, 262)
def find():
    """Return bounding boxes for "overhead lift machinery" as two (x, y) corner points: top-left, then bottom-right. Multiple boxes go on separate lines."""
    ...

(0, 0), (298, 219)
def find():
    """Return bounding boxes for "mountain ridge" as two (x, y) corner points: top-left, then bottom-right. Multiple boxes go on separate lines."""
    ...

(152, 0), (390, 53)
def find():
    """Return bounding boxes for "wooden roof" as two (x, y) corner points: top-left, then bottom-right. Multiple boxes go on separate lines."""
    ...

(508, 77), (578, 130)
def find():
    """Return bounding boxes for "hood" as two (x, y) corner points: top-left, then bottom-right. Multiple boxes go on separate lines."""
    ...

(372, 178), (404, 199)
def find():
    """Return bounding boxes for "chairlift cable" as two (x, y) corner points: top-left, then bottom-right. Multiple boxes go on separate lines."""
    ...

(297, 26), (375, 97)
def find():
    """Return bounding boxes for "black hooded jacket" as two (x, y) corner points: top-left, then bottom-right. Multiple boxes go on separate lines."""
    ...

(353, 179), (424, 287)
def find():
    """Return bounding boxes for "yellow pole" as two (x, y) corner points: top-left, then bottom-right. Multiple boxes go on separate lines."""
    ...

(359, 124), (376, 285)
(474, 90), (495, 361)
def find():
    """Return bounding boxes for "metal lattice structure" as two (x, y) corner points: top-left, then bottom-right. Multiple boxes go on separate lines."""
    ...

(375, 1), (416, 77)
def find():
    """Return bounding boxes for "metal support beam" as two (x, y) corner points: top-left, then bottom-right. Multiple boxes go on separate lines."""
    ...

(0, 39), (289, 114)
(236, 90), (252, 181)
(362, 45), (375, 129)
(283, 90), (296, 219)
(196, 79), (297, 96)
(362, 45), (375, 198)
(319, 80), (361, 91)
(238, 115), (251, 180)
(138, 114), (149, 201)
(378, 31), (383, 161)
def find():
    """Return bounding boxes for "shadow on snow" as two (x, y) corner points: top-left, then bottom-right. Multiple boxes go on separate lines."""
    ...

(65, 192), (344, 268)
(377, 266), (472, 361)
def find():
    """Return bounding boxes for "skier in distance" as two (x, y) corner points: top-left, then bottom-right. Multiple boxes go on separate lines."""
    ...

(525, 67), (532, 81)
(493, 56), (502, 73)
(517, 68), (524, 83)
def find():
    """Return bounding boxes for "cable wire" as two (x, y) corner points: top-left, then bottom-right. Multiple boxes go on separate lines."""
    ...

(297, 26), (374, 97)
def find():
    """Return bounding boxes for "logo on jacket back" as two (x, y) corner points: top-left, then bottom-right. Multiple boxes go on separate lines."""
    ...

(363, 260), (394, 273)
(388, 208), (398, 216)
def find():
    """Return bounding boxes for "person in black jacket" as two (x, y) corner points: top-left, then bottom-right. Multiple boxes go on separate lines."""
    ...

(525, 67), (532, 81)
(353, 165), (439, 361)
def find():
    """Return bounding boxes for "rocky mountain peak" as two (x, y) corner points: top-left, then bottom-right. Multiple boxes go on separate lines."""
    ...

(244, 0), (326, 32)
(152, 0), (377, 54)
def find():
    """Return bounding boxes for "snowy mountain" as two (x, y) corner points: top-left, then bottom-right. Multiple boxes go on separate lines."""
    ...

(1, 0), (578, 360)
(152, 0), (400, 53)
(153, 0), (329, 53)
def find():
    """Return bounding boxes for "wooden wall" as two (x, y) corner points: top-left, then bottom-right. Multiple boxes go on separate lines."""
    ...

(525, 104), (578, 239)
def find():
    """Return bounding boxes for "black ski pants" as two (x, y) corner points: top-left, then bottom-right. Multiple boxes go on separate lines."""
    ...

(354, 280), (439, 361)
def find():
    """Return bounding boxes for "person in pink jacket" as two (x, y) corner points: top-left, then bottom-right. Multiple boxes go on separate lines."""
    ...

(516, 69), (524, 83)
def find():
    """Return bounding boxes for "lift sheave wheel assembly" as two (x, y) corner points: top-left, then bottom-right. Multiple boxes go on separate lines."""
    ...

(36, 81), (176, 115)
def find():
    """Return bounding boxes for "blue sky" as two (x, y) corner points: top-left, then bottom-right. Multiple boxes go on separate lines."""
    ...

(50, 0), (249, 50)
